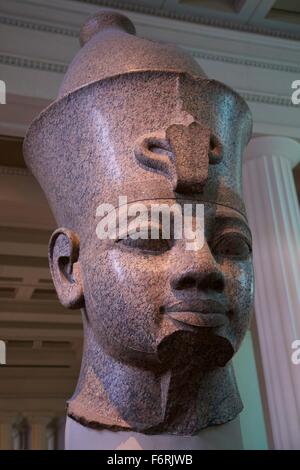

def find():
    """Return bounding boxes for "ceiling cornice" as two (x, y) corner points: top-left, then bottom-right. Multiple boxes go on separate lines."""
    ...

(1, 0), (300, 42)
(0, 52), (294, 108)
(0, 165), (30, 176)
(0, 53), (67, 74)
(72, 0), (300, 41)
(1, 30), (300, 76)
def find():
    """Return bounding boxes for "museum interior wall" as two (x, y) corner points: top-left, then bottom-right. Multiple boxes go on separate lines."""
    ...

(0, 0), (299, 450)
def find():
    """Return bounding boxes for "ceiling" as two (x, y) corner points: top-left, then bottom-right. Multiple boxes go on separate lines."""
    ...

(81, 0), (300, 39)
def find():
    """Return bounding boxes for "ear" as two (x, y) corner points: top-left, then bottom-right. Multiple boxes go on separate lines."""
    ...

(48, 228), (84, 309)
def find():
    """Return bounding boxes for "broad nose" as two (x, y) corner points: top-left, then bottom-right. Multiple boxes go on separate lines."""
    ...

(170, 242), (225, 293)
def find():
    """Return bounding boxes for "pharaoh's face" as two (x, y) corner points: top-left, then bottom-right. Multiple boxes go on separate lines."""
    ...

(82, 199), (253, 370)
(62, 73), (253, 371)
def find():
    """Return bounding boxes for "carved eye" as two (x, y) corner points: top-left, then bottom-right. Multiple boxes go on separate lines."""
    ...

(117, 236), (172, 254)
(116, 226), (173, 254)
(212, 233), (251, 259)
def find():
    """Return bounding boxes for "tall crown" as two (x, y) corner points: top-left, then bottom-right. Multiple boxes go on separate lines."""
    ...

(23, 10), (252, 236)
(58, 10), (206, 98)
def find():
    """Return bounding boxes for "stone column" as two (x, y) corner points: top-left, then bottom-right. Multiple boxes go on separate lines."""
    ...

(26, 414), (53, 450)
(243, 136), (300, 450)
(12, 416), (28, 450)
(0, 413), (16, 450)
(46, 419), (58, 450)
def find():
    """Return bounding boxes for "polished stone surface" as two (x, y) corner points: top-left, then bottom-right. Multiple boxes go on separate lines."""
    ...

(23, 9), (254, 436)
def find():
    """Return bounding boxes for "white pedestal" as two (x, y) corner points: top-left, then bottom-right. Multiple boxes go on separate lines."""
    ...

(65, 416), (243, 450)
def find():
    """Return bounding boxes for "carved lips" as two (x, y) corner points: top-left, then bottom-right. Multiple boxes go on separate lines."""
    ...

(164, 299), (228, 328)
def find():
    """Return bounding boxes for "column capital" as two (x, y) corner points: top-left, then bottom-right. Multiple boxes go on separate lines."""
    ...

(0, 412), (18, 424)
(22, 412), (54, 426)
(244, 136), (300, 168)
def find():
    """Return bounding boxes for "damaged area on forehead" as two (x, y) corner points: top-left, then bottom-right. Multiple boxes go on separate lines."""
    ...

(178, 74), (253, 145)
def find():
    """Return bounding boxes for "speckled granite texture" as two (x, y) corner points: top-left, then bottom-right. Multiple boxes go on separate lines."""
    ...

(23, 9), (254, 436)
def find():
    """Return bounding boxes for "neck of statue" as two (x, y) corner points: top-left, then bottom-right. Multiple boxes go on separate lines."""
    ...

(67, 318), (243, 435)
